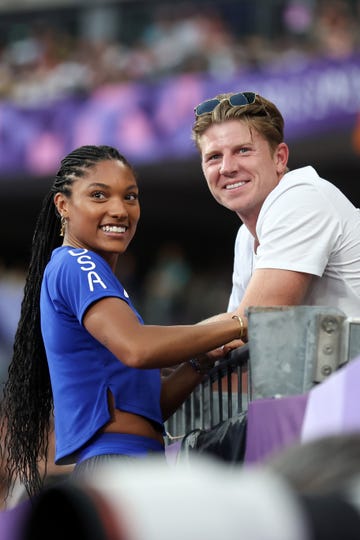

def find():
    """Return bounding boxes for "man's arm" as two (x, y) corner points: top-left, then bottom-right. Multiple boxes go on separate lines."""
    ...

(200, 267), (313, 324)
(237, 267), (313, 316)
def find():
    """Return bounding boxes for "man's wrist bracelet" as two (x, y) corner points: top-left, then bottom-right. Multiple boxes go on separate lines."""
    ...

(232, 315), (246, 340)
(189, 358), (213, 374)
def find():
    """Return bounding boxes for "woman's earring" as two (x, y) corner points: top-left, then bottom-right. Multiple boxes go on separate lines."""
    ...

(60, 216), (66, 237)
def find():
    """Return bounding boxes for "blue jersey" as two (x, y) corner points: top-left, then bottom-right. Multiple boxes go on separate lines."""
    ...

(40, 247), (163, 464)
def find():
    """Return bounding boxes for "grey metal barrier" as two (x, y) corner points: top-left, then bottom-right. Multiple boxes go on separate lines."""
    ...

(246, 305), (360, 400)
(165, 306), (360, 444)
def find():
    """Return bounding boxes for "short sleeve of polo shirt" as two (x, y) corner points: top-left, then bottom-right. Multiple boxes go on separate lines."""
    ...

(255, 172), (341, 277)
(44, 247), (134, 325)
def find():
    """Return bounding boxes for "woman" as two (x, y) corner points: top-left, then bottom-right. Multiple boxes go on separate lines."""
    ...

(0, 145), (246, 500)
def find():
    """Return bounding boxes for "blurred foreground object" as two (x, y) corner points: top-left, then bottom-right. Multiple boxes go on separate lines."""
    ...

(17, 456), (360, 540)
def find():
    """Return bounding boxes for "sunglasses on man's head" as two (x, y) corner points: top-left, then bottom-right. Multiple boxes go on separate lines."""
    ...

(194, 91), (257, 117)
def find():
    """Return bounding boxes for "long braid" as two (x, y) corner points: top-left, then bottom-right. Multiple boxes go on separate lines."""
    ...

(0, 145), (132, 500)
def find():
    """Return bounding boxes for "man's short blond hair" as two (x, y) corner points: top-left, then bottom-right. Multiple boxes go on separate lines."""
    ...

(191, 92), (285, 154)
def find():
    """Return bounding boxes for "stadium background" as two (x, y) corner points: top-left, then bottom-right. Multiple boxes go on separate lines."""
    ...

(0, 0), (360, 382)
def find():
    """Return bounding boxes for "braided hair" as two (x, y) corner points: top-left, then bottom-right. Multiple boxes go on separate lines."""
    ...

(0, 145), (134, 499)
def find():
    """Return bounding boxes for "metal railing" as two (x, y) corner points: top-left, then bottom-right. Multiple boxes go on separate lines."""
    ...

(165, 345), (250, 443)
(165, 306), (360, 445)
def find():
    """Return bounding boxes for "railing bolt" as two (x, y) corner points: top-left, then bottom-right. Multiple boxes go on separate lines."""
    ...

(321, 365), (332, 376)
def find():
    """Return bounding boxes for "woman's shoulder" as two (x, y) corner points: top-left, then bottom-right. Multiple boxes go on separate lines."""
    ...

(46, 247), (114, 285)
(50, 246), (108, 268)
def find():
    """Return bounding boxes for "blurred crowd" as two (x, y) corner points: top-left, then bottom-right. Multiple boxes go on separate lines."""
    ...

(0, 0), (359, 105)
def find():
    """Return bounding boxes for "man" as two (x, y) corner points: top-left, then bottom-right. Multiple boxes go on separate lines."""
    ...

(192, 91), (360, 319)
